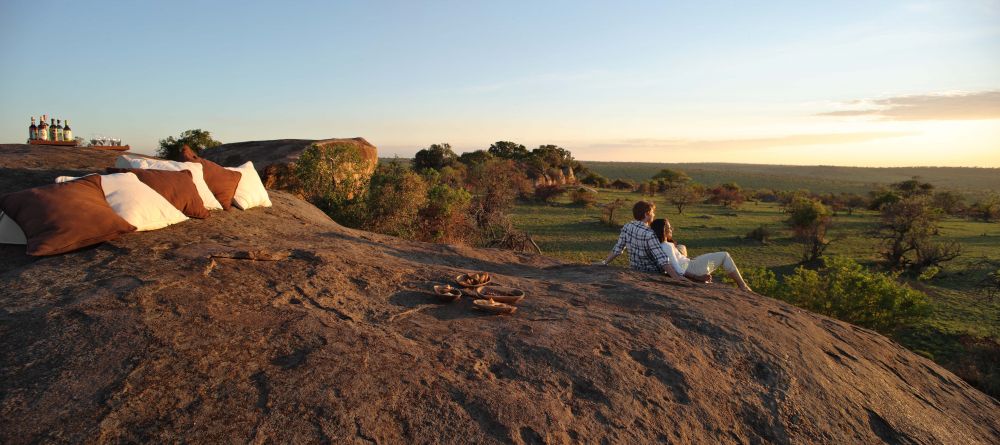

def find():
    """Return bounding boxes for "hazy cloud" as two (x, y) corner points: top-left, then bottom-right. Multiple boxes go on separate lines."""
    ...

(818, 91), (1000, 120)
(580, 132), (914, 152)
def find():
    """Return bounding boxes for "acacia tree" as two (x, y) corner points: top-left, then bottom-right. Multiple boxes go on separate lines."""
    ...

(670, 183), (705, 214)
(487, 141), (529, 160)
(708, 183), (745, 208)
(874, 196), (960, 273)
(157, 129), (221, 160)
(413, 143), (458, 171)
(652, 168), (691, 189)
(785, 197), (833, 263)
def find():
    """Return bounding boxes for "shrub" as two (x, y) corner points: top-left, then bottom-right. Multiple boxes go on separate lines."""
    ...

(295, 142), (370, 223)
(420, 184), (473, 243)
(365, 162), (429, 239)
(746, 225), (772, 244)
(571, 188), (598, 207)
(610, 178), (636, 190)
(707, 183), (744, 208)
(601, 199), (627, 226)
(468, 159), (523, 227)
(778, 257), (930, 334)
(534, 184), (566, 203)
(743, 267), (781, 297)
(581, 172), (610, 188)
(785, 197), (832, 263)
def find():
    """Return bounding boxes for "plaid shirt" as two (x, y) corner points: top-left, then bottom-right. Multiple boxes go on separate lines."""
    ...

(609, 220), (671, 273)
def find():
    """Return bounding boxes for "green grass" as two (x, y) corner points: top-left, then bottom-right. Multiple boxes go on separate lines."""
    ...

(512, 188), (1000, 396)
(584, 161), (1000, 196)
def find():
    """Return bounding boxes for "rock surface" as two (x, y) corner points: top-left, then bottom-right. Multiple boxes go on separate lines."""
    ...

(200, 138), (378, 191)
(1, 145), (998, 444)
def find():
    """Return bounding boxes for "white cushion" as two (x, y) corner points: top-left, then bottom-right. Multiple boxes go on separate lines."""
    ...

(0, 212), (27, 245)
(225, 161), (272, 210)
(115, 155), (223, 210)
(56, 173), (189, 231)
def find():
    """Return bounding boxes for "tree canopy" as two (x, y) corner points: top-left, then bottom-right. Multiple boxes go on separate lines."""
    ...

(157, 129), (221, 160)
(487, 141), (529, 160)
(413, 143), (458, 171)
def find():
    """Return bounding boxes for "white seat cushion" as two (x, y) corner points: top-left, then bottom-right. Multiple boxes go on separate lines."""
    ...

(56, 173), (189, 231)
(115, 155), (223, 210)
(225, 161), (272, 210)
(0, 211), (27, 245)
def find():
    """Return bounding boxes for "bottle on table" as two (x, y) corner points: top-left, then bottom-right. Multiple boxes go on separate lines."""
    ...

(38, 116), (49, 141)
(29, 117), (37, 141)
(63, 120), (72, 141)
(48, 117), (56, 141)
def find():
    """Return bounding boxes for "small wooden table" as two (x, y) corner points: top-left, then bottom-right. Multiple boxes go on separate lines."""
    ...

(28, 140), (79, 147)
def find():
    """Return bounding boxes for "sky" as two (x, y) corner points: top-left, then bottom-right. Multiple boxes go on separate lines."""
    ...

(1, 0), (998, 167)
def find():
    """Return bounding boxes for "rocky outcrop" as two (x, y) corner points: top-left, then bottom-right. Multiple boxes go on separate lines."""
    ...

(1, 145), (998, 444)
(201, 138), (378, 192)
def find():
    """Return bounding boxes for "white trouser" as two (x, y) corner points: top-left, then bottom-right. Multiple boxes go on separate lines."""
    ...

(685, 251), (736, 276)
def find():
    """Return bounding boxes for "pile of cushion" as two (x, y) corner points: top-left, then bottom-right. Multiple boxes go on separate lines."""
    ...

(0, 147), (272, 256)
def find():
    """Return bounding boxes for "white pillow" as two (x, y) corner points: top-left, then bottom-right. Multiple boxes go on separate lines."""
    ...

(115, 155), (223, 210)
(0, 212), (27, 245)
(225, 161), (272, 210)
(56, 173), (189, 231)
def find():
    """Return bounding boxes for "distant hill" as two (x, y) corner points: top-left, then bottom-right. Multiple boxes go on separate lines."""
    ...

(583, 162), (1000, 195)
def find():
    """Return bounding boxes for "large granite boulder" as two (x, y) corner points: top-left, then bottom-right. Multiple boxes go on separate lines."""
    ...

(1, 145), (998, 444)
(201, 138), (378, 193)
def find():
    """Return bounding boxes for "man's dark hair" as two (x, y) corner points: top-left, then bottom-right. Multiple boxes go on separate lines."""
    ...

(632, 201), (655, 220)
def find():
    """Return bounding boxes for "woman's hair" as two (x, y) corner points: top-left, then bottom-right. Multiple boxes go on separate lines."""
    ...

(650, 218), (675, 243)
(650, 218), (668, 243)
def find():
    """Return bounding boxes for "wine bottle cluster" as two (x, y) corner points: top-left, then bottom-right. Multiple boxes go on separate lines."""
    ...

(28, 115), (73, 142)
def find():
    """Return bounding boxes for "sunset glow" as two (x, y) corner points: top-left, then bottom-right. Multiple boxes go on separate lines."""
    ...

(1, 0), (997, 166)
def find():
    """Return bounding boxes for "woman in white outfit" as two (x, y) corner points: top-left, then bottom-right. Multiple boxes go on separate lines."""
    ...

(650, 218), (753, 292)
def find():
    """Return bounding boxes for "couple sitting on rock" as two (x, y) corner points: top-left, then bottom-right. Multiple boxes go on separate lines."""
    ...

(599, 200), (753, 292)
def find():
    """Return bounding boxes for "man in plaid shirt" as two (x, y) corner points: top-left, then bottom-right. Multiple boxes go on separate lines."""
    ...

(600, 201), (671, 273)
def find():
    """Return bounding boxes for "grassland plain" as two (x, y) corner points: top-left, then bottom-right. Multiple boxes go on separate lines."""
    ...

(585, 161), (1000, 196)
(511, 189), (1000, 396)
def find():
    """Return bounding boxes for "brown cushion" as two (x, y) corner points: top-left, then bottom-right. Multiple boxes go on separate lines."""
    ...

(106, 167), (210, 219)
(0, 175), (136, 256)
(179, 145), (241, 210)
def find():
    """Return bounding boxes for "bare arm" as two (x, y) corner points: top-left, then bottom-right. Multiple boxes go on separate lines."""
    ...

(651, 238), (694, 282)
(602, 228), (628, 265)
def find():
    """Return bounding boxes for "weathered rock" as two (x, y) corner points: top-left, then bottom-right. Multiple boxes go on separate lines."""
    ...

(1, 145), (998, 444)
(200, 138), (378, 192)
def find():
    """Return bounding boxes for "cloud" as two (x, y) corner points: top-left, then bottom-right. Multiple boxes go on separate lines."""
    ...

(817, 90), (1000, 120)
(580, 131), (914, 152)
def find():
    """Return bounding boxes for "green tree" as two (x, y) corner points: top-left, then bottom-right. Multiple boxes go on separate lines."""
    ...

(875, 196), (959, 273)
(669, 183), (705, 214)
(419, 184), (473, 243)
(968, 194), (1000, 222)
(530, 144), (574, 168)
(651, 168), (691, 188)
(294, 143), (369, 225)
(366, 162), (429, 239)
(931, 191), (966, 216)
(457, 149), (494, 166)
(413, 143), (458, 171)
(157, 129), (221, 160)
(785, 197), (833, 263)
(487, 141), (529, 160)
